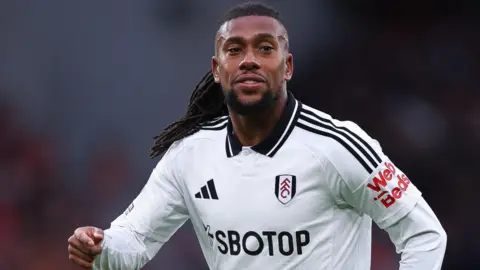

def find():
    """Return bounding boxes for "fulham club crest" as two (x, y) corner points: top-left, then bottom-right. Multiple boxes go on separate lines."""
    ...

(275, 174), (297, 204)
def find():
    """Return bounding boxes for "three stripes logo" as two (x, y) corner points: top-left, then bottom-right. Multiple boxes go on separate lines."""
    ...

(296, 106), (382, 174)
(199, 116), (228, 131)
(194, 179), (219, 200)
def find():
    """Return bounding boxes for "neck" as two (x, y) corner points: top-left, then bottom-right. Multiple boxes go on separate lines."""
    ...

(229, 92), (287, 147)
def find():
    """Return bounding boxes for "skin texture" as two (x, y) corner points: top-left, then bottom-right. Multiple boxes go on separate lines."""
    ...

(212, 16), (294, 146)
(67, 226), (104, 269)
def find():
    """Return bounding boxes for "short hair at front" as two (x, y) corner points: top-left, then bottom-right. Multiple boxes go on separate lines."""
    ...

(218, 2), (285, 27)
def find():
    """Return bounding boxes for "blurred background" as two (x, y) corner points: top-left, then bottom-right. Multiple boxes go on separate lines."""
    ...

(0, 0), (478, 269)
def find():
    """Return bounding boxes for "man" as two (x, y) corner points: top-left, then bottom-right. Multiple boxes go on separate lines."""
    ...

(67, 2), (447, 269)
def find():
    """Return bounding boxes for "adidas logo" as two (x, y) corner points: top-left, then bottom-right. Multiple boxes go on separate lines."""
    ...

(194, 179), (219, 200)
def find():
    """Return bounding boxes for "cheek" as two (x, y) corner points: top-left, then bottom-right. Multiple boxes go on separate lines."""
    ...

(219, 63), (236, 81)
(216, 67), (231, 89)
(272, 61), (287, 81)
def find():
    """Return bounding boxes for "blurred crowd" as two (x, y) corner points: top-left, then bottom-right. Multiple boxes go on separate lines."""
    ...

(294, 17), (479, 269)
(1, 10), (478, 270)
(0, 101), (136, 269)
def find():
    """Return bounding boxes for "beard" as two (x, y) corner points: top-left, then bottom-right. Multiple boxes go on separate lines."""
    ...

(224, 89), (279, 116)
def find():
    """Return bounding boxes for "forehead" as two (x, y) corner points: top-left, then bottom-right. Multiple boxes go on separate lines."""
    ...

(217, 16), (284, 40)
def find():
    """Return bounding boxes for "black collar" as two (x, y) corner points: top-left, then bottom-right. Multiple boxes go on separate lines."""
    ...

(225, 91), (301, 158)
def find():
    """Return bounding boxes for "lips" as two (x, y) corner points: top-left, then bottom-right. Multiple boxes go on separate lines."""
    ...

(234, 74), (265, 84)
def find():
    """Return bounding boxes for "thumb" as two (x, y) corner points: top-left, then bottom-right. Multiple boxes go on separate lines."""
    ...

(92, 228), (104, 243)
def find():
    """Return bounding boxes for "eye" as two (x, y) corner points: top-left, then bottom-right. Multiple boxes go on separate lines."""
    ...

(259, 46), (274, 53)
(227, 47), (242, 54)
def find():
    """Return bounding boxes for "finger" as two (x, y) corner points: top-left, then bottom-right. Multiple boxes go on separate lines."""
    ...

(68, 245), (94, 262)
(69, 253), (93, 269)
(85, 244), (103, 256)
(75, 231), (94, 246)
(69, 236), (95, 255)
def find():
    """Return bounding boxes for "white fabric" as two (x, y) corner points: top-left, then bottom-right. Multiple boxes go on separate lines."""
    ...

(93, 102), (446, 270)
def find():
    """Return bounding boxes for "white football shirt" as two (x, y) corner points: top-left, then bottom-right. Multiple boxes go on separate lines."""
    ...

(94, 92), (423, 270)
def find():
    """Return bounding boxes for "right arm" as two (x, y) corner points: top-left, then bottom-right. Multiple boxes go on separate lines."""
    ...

(91, 142), (189, 270)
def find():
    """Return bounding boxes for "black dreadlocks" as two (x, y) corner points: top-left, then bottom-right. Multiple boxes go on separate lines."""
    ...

(150, 2), (284, 158)
(149, 71), (227, 158)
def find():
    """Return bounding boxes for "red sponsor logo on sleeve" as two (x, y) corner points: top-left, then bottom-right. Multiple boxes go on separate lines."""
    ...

(366, 161), (411, 208)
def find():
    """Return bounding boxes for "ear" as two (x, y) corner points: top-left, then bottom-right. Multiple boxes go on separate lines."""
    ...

(211, 56), (220, 83)
(284, 53), (293, 81)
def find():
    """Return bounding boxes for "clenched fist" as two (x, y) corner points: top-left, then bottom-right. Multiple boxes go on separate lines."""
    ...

(68, 226), (104, 269)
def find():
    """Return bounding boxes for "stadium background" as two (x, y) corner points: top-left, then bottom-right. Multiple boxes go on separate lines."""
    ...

(0, 0), (477, 269)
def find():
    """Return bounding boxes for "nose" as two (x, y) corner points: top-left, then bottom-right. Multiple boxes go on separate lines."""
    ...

(239, 51), (260, 71)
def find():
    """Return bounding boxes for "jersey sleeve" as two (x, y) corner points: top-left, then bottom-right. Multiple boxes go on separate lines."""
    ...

(325, 121), (422, 229)
(93, 142), (189, 269)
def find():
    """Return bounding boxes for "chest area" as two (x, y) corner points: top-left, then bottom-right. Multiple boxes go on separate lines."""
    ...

(183, 149), (333, 229)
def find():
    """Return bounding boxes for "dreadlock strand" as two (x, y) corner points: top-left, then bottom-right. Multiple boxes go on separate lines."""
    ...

(150, 71), (227, 158)
(189, 71), (214, 103)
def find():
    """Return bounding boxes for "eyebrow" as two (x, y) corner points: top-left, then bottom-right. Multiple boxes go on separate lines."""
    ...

(216, 32), (288, 54)
(221, 33), (278, 46)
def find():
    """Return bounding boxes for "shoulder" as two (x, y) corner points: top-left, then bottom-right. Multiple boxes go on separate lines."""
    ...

(160, 115), (228, 163)
(181, 115), (228, 147)
(295, 103), (384, 175)
(296, 104), (371, 143)
(198, 115), (229, 131)
(176, 115), (229, 146)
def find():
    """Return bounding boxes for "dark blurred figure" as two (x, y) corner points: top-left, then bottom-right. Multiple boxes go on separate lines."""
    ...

(0, 100), (67, 269)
